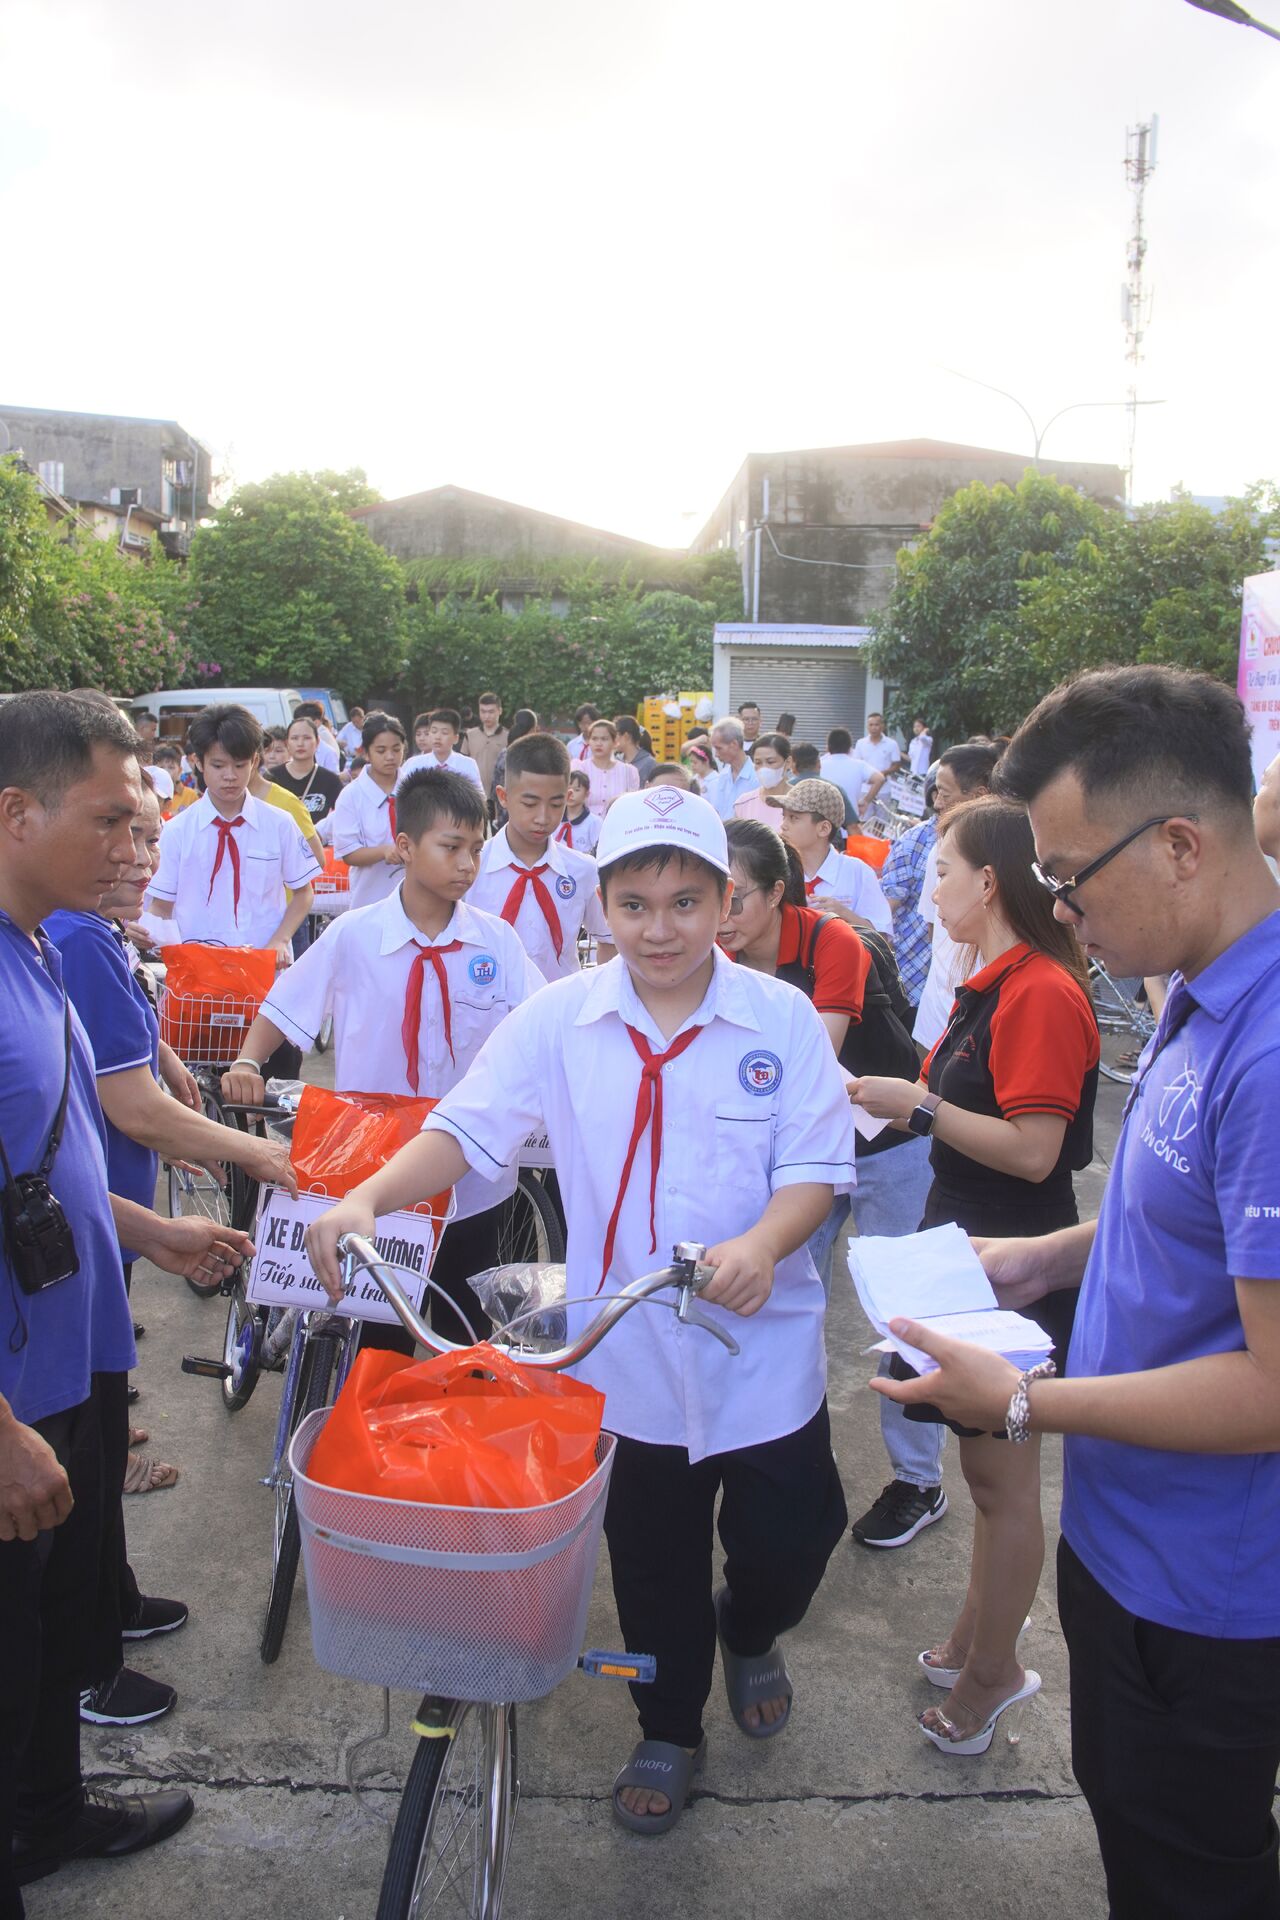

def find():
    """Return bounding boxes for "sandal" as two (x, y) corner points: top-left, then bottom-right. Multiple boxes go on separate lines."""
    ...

(611, 1738), (705, 1835)
(714, 1586), (793, 1740)
(123, 1452), (180, 1495)
(128, 1426), (150, 1449)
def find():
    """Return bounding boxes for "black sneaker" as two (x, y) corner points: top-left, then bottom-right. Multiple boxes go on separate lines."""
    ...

(79, 1667), (176, 1726)
(851, 1479), (947, 1549)
(122, 1594), (189, 1640)
(13, 1782), (194, 1886)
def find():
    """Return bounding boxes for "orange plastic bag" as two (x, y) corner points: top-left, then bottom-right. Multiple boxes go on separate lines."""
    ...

(159, 943), (277, 1063)
(845, 832), (890, 872)
(314, 847), (350, 893)
(307, 1345), (606, 1508)
(289, 1086), (450, 1220)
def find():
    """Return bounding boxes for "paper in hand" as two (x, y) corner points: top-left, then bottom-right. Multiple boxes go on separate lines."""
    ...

(849, 1224), (1054, 1374)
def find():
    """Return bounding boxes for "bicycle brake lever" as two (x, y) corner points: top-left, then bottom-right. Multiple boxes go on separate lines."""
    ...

(674, 1289), (740, 1355)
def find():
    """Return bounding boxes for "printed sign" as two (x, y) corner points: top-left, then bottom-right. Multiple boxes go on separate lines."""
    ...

(1239, 572), (1280, 791)
(246, 1186), (440, 1325)
(518, 1129), (555, 1170)
(883, 777), (926, 817)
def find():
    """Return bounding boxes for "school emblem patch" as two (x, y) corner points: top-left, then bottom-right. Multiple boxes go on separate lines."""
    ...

(468, 954), (497, 986)
(555, 873), (577, 900)
(739, 1049), (783, 1096)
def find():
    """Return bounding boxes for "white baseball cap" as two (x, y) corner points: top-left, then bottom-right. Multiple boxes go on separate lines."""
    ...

(595, 787), (731, 877)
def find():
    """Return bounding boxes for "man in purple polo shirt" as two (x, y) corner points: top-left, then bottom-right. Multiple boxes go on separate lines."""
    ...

(874, 666), (1280, 1920)
(0, 694), (253, 1912)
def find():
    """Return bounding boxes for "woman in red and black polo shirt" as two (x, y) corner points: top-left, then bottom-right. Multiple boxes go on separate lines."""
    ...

(850, 796), (1099, 1756)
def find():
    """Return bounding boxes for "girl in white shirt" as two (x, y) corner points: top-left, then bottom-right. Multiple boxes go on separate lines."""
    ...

(329, 713), (407, 910)
(585, 720), (640, 818)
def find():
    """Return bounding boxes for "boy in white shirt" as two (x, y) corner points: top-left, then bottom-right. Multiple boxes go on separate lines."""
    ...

(767, 780), (893, 933)
(146, 703), (319, 960)
(819, 727), (886, 823)
(399, 708), (485, 793)
(223, 767), (545, 1339)
(330, 712), (408, 910)
(308, 789), (854, 1837)
(555, 767), (601, 854)
(469, 733), (612, 978)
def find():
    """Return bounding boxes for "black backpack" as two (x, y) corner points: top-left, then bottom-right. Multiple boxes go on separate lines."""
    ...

(784, 914), (921, 1082)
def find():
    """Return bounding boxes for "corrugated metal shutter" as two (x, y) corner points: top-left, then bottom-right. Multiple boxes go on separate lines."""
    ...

(727, 652), (868, 750)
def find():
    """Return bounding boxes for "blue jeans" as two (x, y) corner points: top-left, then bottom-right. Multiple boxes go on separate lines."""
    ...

(809, 1136), (944, 1492)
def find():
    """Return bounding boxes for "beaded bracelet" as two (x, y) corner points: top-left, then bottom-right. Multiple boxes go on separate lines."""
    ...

(1005, 1359), (1057, 1443)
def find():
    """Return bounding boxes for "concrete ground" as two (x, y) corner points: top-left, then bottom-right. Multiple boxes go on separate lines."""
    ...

(32, 1067), (1130, 1920)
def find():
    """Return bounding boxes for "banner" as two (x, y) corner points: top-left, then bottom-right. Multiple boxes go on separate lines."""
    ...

(246, 1186), (439, 1326)
(1238, 572), (1280, 790)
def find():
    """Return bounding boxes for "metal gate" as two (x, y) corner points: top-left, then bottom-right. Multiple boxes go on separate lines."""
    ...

(727, 652), (869, 750)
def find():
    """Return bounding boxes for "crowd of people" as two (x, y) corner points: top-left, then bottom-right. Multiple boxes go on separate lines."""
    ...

(0, 668), (1278, 1919)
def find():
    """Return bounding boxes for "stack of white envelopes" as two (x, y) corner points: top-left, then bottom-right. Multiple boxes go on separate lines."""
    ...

(848, 1223), (1055, 1376)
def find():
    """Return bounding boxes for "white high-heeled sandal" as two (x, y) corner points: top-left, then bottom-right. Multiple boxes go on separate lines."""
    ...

(917, 1615), (1031, 1689)
(918, 1670), (1041, 1756)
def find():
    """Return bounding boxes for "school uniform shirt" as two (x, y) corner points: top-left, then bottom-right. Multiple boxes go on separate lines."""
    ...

(330, 768), (403, 911)
(555, 809), (601, 856)
(262, 889), (544, 1219)
(907, 731), (933, 777)
(398, 750), (486, 793)
(468, 827), (609, 980)
(0, 913), (135, 1426)
(819, 753), (880, 822)
(148, 790), (320, 948)
(337, 720), (364, 760)
(923, 942), (1099, 1216)
(803, 847), (893, 934)
(854, 734), (902, 775)
(316, 734), (340, 774)
(564, 733), (592, 763)
(428, 948), (857, 1461)
(45, 911), (162, 1263)
(1063, 910), (1280, 1637)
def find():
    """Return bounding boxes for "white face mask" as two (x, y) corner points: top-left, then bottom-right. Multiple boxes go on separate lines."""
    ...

(756, 764), (786, 789)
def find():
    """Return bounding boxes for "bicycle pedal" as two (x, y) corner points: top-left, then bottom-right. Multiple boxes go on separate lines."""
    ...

(578, 1649), (657, 1684)
(180, 1356), (233, 1379)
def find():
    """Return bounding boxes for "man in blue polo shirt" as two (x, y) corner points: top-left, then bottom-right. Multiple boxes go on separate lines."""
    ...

(873, 665), (1280, 1920)
(0, 694), (253, 1913)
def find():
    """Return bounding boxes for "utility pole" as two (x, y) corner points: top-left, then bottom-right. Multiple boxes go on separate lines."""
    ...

(1122, 117), (1158, 506)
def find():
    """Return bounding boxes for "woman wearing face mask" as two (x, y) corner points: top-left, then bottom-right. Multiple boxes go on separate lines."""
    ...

(733, 733), (793, 823)
(849, 796), (1099, 1757)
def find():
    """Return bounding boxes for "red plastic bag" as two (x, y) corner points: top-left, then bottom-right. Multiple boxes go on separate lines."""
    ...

(314, 848), (350, 893)
(289, 1086), (450, 1220)
(307, 1345), (606, 1508)
(159, 944), (277, 1063)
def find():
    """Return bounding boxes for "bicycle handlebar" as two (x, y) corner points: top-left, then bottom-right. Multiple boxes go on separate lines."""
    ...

(336, 1234), (740, 1367)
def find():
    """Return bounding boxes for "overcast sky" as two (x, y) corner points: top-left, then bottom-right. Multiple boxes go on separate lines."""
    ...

(2, 0), (1278, 545)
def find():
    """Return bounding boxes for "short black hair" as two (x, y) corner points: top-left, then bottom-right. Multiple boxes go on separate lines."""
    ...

(188, 703), (262, 763)
(737, 701), (760, 715)
(725, 816), (806, 907)
(477, 691), (500, 706)
(152, 741), (182, 764)
(412, 712), (432, 734)
(574, 704), (600, 727)
(754, 733), (791, 760)
(294, 701), (325, 721)
(263, 724), (289, 745)
(995, 666), (1255, 819)
(429, 708), (461, 734)
(505, 732), (570, 782)
(349, 702), (366, 715)
(646, 762), (694, 788)
(790, 742), (821, 774)
(613, 715), (642, 744)
(826, 727), (852, 755)
(598, 847), (727, 901)
(938, 740), (1003, 794)
(0, 691), (138, 810)
(396, 766), (486, 840)
(362, 710), (406, 750)
(567, 767), (591, 790)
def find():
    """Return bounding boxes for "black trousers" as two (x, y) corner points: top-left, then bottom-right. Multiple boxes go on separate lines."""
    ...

(89, 1369), (142, 1684)
(603, 1400), (848, 1748)
(0, 1392), (103, 1920)
(1058, 1538), (1280, 1920)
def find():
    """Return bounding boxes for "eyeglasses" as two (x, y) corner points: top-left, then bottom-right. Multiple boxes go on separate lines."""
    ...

(1031, 814), (1196, 914)
(726, 887), (764, 918)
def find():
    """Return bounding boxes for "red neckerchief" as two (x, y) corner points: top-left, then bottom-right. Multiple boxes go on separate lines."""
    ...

(401, 940), (463, 1089)
(597, 1022), (702, 1293)
(501, 862), (563, 960)
(207, 815), (246, 920)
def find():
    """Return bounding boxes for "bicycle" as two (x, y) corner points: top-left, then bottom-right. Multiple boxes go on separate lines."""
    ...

(1088, 959), (1157, 1086)
(289, 1235), (737, 1920)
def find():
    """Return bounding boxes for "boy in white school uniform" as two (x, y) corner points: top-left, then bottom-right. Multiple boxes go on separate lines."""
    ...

(469, 732), (612, 978)
(399, 708), (485, 793)
(555, 767), (601, 854)
(330, 711), (409, 911)
(307, 788), (855, 1837)
(146, 703), (320, 958)
(768, 779), (893, 933)
(223, 768), (545, 1340)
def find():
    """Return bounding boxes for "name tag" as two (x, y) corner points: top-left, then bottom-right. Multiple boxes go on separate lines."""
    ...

(246, 1186), (440, 1325)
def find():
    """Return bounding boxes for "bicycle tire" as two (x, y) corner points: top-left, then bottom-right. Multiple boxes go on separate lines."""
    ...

(220, 1281), (264, 1413)
(376, 1703), (518, 1920)
(168, 1085), (236, 1286)
(260, 1334), (337, 1665)
(494, 1171), (566, 1267)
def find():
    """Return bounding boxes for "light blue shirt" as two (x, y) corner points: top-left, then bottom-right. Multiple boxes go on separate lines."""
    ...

(704, 760), (759, 821)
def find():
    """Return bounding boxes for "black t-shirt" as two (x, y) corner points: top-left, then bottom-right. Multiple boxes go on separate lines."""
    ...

(270, 764), (344, 822)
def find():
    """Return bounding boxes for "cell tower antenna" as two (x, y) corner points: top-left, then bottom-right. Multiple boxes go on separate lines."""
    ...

(1122, 115), (1158, 505)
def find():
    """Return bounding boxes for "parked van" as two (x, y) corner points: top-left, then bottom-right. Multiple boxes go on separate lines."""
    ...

(123, 687), (303, 742)
(295, 687), (350, 728)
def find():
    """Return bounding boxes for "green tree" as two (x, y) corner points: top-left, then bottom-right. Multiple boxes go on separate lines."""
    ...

(187, 470), (405, 691)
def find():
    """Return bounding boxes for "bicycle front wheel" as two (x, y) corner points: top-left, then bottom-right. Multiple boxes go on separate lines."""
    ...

(260, 1334), (336, 1664)
(494, 1171), (566, 1266)
(377, 1703), (519, 1920)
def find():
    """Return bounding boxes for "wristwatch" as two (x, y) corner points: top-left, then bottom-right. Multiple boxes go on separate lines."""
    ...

(906, 1092), (942, 1138)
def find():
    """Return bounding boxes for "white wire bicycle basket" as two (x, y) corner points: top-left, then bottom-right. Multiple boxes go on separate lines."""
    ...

(289, 1409), (616, 1703)
(158, 987), (265, 1067)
